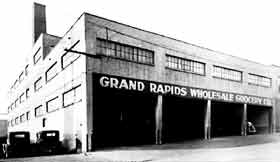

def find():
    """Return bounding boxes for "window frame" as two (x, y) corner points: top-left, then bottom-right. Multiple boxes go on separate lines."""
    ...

(34, 76), (43, 92)
(62, 85), (82, 108)
(34, 105), (44, 117)
(248, 73), (272, 88)
(26, 88), (30, 99)
(33, 47), (42, 65)
(25, 64), (29, 76)
(165, 54), (206, 75)
(19, 92), (25, 103)
(45, 61), (58, 83)
(212, 65), (243, 82)
(26, 111), (31, 121)
(46, 96), (59, 113)
(96, 38), (155, 66)
(19, 72), (24, 83)
(61, 50), (80, 69)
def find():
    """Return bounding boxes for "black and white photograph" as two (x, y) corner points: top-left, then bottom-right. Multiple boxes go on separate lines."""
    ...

(1, 1), (280, 161)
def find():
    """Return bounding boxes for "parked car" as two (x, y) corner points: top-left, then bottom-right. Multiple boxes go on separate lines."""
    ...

(36, 130), (61, 154)
(4, 131), (31, 158)
(247, 121), (257, 135)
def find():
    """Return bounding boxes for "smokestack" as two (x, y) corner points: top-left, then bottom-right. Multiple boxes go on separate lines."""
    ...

(32, 2), (46, 44)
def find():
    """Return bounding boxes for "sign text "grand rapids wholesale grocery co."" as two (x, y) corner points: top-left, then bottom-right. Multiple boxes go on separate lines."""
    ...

(96, 74), (272, 106)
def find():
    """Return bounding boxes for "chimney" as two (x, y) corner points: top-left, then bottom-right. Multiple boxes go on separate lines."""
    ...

(32, 2), (46, 44)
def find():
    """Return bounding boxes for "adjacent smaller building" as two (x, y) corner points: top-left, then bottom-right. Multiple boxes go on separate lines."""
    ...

(0, 113), (8, 143)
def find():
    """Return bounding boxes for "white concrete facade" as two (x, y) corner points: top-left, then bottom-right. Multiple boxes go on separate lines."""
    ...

(6, 9), (280, 152)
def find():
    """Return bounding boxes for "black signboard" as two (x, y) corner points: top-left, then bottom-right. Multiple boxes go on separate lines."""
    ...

(93, 73), (273, 106)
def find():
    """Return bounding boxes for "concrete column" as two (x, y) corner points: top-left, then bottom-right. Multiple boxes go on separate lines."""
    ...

(155, 95), (163, 145)
(269, 106), (274, 133)
(241, 104), (247, 136)
(204, 100), (211, 140)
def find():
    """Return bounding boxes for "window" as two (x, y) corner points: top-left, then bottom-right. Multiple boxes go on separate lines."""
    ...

(25, 64), (29, 76)
(166, 55), (205, 75)
(61, 50), (80, 69)
(248, 74), (271, 87)
(11, 103), (14, 110)
(34, 77), (43, 92)
(26, 88), (30, 99)
(46, 96), (59, 112)
(20, 114), (26, 123)
(42, 118), (46, 127)
(33, 47), (42, 65)
(63, 85), (82, 107)
(15, 117), (19, 125)
(19, 72), (24, 83)
(14, 80), (19, 89)
(11, 119), (14, 126)
(45, 62), (58, 82)
(35, 105), (44, 117)
(19, 93), (25, 103)
(26, 111), (30, 120)
(96, 38), (154, 65)
(15, 99), (19, 108)
(213, 66), (242, 82)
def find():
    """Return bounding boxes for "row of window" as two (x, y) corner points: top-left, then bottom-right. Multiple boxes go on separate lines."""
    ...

(96, 38), (271, 87)
(8, 48), (80, 113)
(165, 55), (271, 87)
(10, 47), (38, 91)
(9, 85), (82, 127)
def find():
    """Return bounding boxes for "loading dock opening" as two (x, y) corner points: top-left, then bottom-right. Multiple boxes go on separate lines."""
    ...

(247, 105), (272, 134)
(211, 101), (243, 137)
(163, 96), (206, 143)
(93, 87), (157, 148)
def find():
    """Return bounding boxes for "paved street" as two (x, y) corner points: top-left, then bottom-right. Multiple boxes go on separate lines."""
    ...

(3, 134), (280, 162)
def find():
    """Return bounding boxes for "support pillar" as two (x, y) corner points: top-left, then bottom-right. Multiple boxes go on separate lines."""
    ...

(204, 100), (211, 140)
(155, 95), (163, 145)
(241, 104), (247, 136)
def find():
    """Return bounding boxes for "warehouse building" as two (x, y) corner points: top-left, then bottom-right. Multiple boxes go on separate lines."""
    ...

(6, 3), (280, 152)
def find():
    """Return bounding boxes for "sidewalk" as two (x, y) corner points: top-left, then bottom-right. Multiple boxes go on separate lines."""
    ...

(90, 133), (280, 162)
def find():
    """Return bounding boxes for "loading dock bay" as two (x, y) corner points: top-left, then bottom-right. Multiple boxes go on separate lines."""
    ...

(92, 73), (273, 149)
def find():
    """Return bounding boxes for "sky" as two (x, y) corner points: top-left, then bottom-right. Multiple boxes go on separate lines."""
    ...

(0, 0), (280, 113)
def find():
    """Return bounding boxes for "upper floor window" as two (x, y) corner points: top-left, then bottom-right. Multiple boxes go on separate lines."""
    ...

(15, 99), (19, 108)
(46, 96), (59, 112)
(45, 62), (58, 82)
(61, 50), (80, 69)
(26, 111), (31, 120)
(63, 85), (82, 108)
(26, 88), (30, 99)
(96, 38), (154, 65)
(248, 73), (271, 87)
(15, 117), (19, 125)
(25, 64), (29, 76)
(33, 47), (42, 65)
(166, 55), (205, 75)
(34, 77), (43, 92)
(19, 72), (24, 83)
(20, 113), (26, 123)
(14, 80), (19, 89)
(35, 105), (44, 117)
(11, 119), (14, 126)
(213, 66), (242, 82)
(19, 93), (25, 103)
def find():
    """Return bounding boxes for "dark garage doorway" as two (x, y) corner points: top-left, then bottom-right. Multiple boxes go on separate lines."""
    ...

(163, 96), (206, 143)
(247, 105), (272, 134)
(93, 87), (157, 148)
(211, 101), (243, 137)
